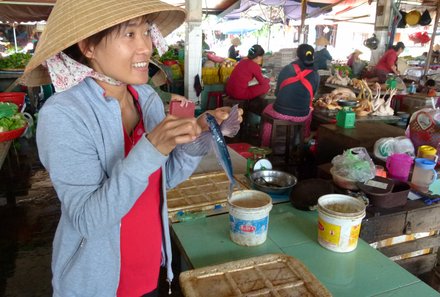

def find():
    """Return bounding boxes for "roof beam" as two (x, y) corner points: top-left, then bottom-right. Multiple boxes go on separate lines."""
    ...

(217, 1), (240, 19)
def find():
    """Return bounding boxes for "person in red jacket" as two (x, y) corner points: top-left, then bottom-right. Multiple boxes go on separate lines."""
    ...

(373, 42), (405, 83)
(226, 44), (270, 101)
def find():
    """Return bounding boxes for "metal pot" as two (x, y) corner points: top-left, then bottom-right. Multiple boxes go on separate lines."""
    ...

(250, 170), (297, 195)
(364, 34), (379, 50)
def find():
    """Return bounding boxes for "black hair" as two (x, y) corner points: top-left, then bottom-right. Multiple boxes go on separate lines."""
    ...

(393, 42), (405, 51)
(247, 44), (265, 60)
(426, 79), (436, 87)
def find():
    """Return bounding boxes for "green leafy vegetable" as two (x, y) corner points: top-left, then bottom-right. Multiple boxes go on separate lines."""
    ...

(0, 53), (32, 69)
(0, 102), (18, 118)
(0, 102), (26, 132)
(159, 49), (178, 62)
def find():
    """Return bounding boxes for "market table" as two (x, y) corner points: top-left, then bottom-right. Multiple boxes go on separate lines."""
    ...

(313, 109), (400, 125)
(171, 202), (440, 296)
(316, 122), (405, 164)
(0, 69), (23, 92)
(393, 93), (438, 114)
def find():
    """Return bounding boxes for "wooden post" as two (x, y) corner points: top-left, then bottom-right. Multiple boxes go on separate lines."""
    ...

(424, 1), (440, 76)
(299, 0), (307, 44)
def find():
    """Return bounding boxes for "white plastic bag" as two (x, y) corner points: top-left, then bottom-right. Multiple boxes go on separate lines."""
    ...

(373, 136), (415, 161)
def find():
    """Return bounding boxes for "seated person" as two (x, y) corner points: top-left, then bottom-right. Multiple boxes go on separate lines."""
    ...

(372, 42), (405, 83)
(228, 37), (241, 60)
(347, 49), (365, 77)
(314, 37), (332, 70)
(260, 44), (320, 146)
(417, 79), (437, 96)
(226, 44), (270, 101)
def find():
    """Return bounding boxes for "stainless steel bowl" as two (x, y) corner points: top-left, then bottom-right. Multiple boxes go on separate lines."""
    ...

(250, 170), (298, 195)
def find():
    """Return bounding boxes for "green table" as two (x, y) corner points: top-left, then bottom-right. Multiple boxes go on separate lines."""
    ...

(171, 203), (440, 297)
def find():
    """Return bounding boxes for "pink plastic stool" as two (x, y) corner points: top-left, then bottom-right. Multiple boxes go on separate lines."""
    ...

(206, 91), (224, 110)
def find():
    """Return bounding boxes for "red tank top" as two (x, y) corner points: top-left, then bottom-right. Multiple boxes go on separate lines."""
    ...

(117, 87), (162, 297)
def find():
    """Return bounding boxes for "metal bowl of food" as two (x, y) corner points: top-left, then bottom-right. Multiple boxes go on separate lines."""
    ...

(250, 170), (297, 195)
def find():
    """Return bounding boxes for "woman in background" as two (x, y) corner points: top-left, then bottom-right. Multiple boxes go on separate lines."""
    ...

(373, 42), (405, 83)
(260, 44), (319, 146)
(226, 44), (270, 101)
(347, 49), (365, 78)
(228, 37), (241, 60)
(314, 37), (332, 70)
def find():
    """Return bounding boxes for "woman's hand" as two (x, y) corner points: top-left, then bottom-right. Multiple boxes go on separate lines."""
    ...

(196, 106), (243, 132)
(147, 115), (201, 155)
(170, 94), (190, 106)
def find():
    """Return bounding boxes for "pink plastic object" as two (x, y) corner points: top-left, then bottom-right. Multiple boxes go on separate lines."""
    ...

(206, 53), (225, 63)
(386, 153), (414, 182)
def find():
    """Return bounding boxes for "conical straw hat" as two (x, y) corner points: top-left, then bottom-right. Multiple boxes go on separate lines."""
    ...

(315, 37), (329, 46)
(22, 0), (186, 86)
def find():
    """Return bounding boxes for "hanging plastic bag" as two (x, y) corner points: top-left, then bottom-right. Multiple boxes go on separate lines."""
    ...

(397, 10), (407, 28)
(419, 9), (432, 26)
(409, 32), (431, 45)
(406, 107), (440, 154)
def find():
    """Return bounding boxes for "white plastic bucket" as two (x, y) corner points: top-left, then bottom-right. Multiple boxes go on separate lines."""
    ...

(228, 190), (272, 246)
(317, 194), (366, 253)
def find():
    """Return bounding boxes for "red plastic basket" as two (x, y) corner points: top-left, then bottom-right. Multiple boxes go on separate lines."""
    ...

(228, 142), (253, 158)
(0, 125), (27, 142)
(0, 92), (26, 109)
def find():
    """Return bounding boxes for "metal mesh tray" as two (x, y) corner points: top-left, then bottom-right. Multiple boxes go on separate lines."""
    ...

(167, 171), (248, 222)
(179, 254), (332, 297)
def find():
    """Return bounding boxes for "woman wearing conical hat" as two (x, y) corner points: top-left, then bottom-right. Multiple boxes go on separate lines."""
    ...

(22, 0), (242, 296)
(314, 36), (333, 70)
(347, 49), (366, 78)
(228, 37), (241, 60)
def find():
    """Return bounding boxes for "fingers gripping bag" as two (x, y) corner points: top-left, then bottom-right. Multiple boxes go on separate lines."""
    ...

(406, 108), (440, 161)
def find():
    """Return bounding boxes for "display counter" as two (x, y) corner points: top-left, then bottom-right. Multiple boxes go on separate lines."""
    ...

(171, 147), (440, 296)
(313, 109), (400, 125)
(171, 202), (440, 297)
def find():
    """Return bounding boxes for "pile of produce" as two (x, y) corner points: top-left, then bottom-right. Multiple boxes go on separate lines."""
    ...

(0, 53), (32, 70)
(0, 102), (26, 132)
(325, 65), (352, 86)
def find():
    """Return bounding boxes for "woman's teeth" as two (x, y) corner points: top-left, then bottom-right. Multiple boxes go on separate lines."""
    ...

(133, 62), (147, 68)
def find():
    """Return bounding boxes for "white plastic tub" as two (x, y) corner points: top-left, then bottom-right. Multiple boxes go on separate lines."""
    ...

(228, 190), (272, 246)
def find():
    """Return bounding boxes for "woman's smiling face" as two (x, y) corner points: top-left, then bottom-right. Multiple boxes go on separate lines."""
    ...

(83, 18), (152, 85)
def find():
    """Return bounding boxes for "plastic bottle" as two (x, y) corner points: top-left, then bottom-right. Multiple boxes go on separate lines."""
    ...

(410, 82), (416, 94)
